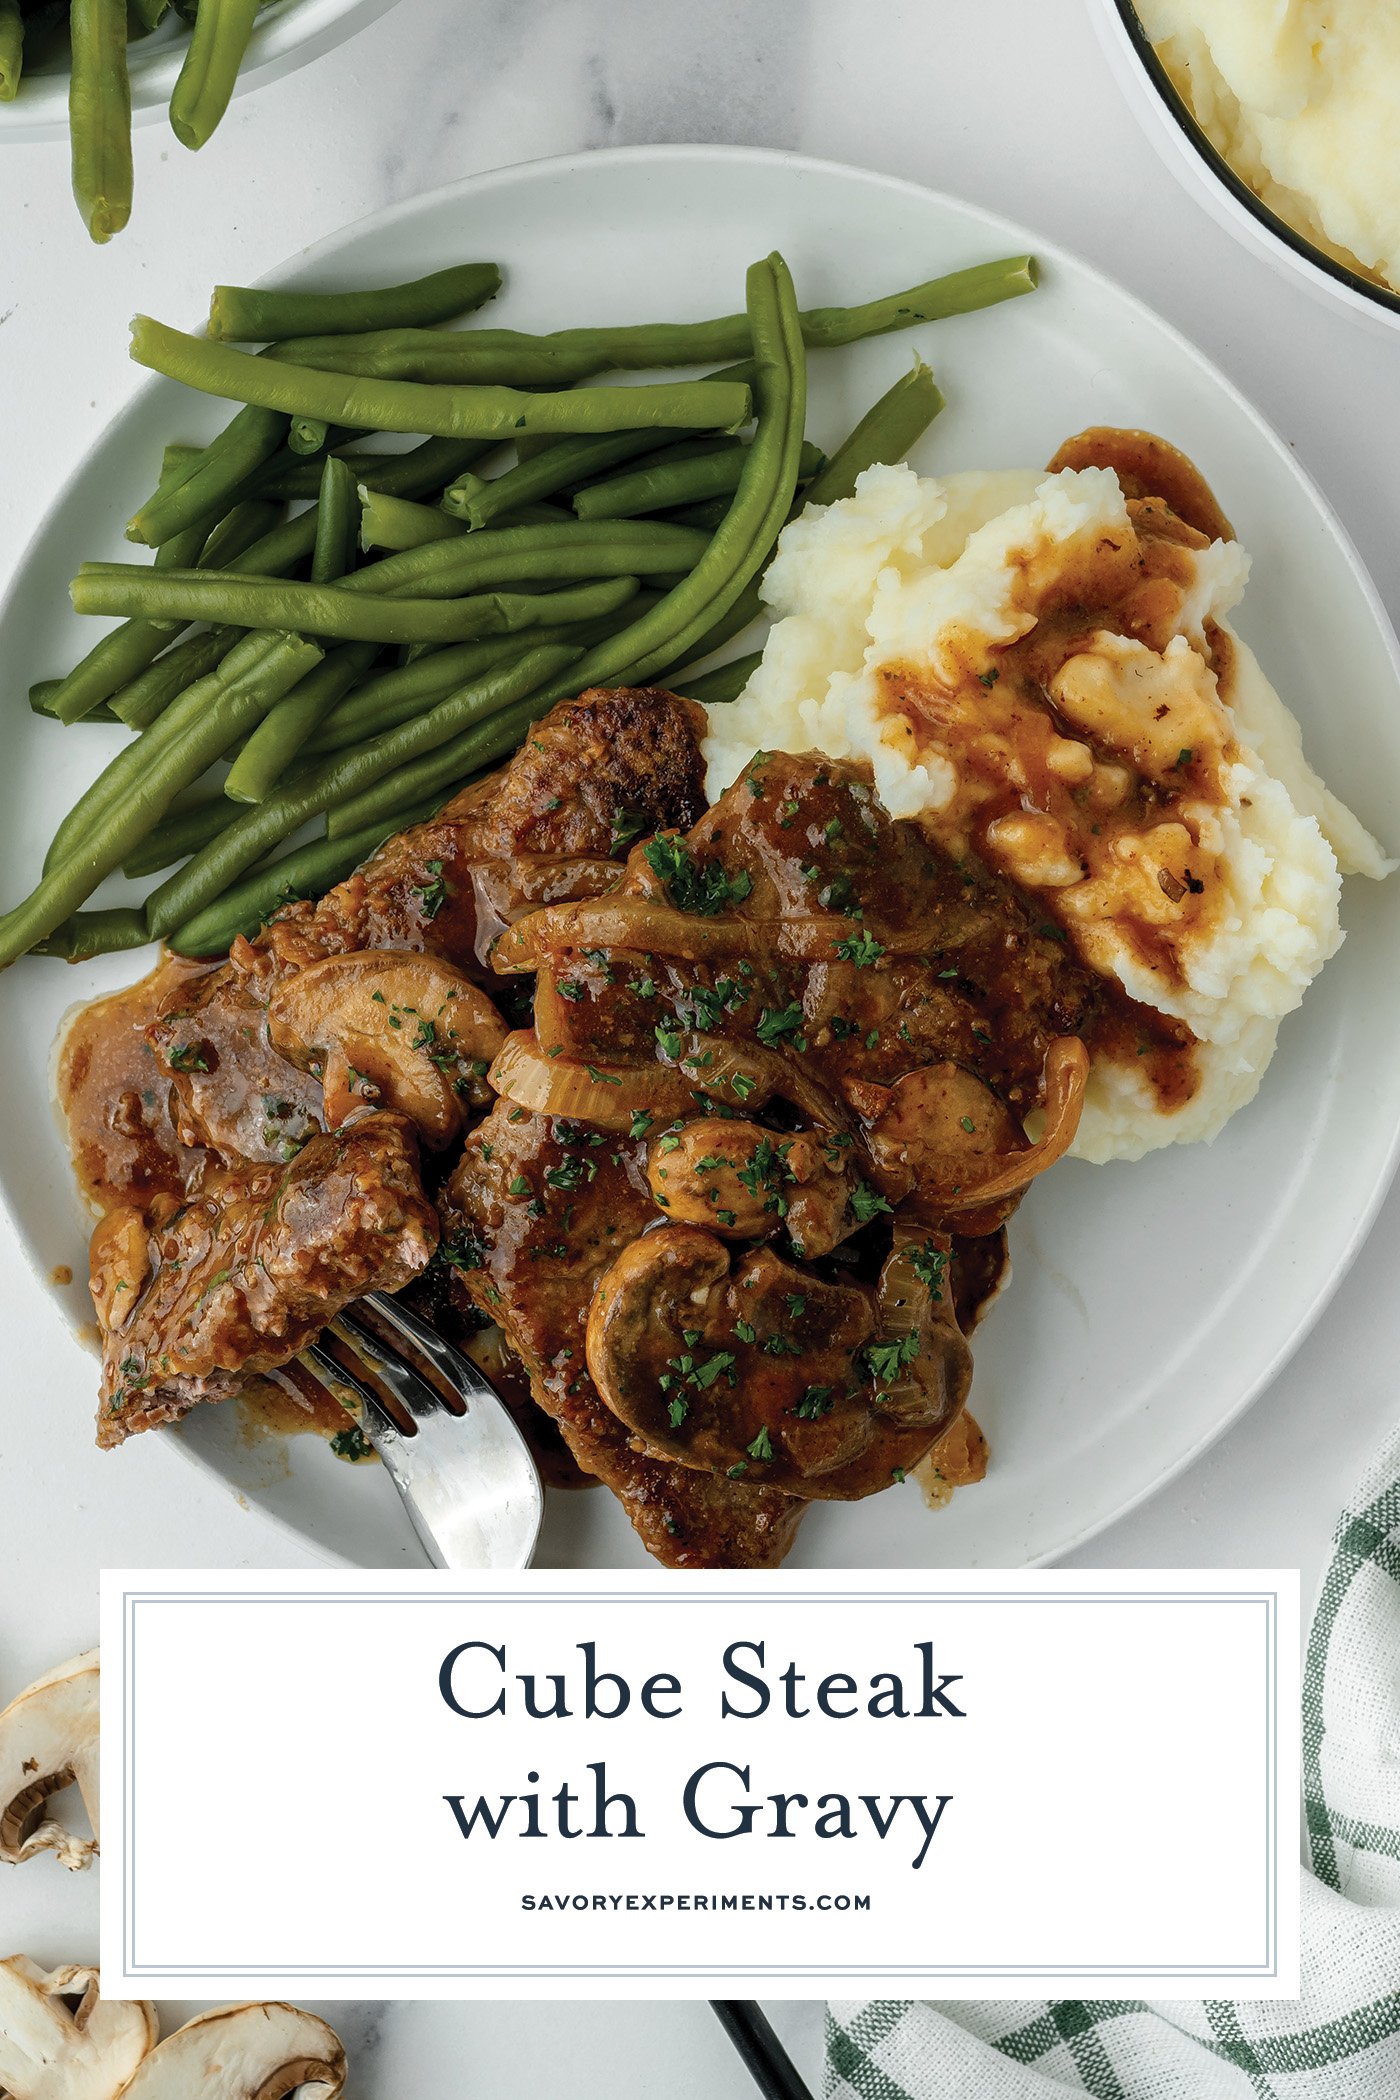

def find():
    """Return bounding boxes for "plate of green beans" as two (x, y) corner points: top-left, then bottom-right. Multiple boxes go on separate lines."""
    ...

(9, 143), (1393, 1571)
(0, 0), (398, 238)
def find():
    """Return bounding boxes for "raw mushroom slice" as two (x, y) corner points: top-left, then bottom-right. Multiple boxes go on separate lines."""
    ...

(0, 1958), (156, 2100)
(0, 1651), (100, 1870)
(118, 2002), (346, 2100)
(267, 949), (506, 1149)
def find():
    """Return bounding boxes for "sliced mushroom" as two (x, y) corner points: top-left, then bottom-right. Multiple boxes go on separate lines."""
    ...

(0, 1652), (100, 1870)
(87, 1213), (150, 1336)
(267, 949), (506, 1148)
(867, 1228), (973, 1432)
(0, 1958), (156, 2100)
(119, 2002), (346, 2100)
(586, 1225), (974, 1500)
(867, 1040), (1088, 1230)
(587, 1225), (877, 1491)
(645, 1118), (853, 1255)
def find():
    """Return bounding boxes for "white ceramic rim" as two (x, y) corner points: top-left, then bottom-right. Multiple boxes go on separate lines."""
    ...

(1085, 0), (1400, 335)
(3, 141), (1398, 1569)
(0, 0), (402, 141)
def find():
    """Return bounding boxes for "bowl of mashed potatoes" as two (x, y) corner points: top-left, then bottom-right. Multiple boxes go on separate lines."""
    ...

(1089, 0), (1400, 334)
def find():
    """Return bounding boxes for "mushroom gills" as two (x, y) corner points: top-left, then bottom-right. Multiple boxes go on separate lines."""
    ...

(0, 1651), (100, 1871)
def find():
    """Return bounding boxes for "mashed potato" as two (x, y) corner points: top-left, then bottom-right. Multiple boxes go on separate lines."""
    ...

(1136, 0), (1400, 290)
(703, 461), (1389, 1162)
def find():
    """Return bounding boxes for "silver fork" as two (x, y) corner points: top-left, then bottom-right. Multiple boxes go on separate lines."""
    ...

(305, 1293), (544, 1569)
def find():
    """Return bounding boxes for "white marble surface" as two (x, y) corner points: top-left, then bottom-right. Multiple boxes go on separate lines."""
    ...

(1, 0), (1397, 2083)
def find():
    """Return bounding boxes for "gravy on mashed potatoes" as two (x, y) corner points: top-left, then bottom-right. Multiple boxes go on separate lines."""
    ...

(703, 431), (1390, 1164)
(1135, 0), (1400, 291)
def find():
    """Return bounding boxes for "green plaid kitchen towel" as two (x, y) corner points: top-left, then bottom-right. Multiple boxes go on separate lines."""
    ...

(827, 1433), (1400, 2098)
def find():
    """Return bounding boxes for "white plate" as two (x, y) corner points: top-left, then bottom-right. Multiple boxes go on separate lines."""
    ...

(2, 144), (1397, 1571)
(0, 0), (401, 141)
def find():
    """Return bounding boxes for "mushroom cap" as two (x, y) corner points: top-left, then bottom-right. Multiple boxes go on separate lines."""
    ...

(0, 1957), (157, 2100)
(0, 1651), (100, 1870)
(267, 949), (506, 1149)
(118, 2002), (346, 2100)
(586, 1225), (969, 1499)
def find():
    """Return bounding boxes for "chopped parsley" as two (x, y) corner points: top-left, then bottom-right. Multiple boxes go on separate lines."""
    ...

(756, 1003), (806, 1050)
(166, 1041), (210, 1073)
(792, 1385), (835, 1420)
(833, 930), (886, 968)
(864, 1331), (921, 1386)
(746, 1426), (775, 1462)
(411, 859), (448, 920)
(330, 1423), (373, 1462)
(643, 833), (753, 917)
(849, 1180), (893, 1225)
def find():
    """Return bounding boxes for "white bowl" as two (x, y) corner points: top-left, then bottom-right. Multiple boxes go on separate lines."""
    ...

(1087, 0), (1400, 337)
(0, 0), (401, 142)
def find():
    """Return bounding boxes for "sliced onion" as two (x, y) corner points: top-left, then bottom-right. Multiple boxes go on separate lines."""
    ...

(868, 1224), (970, 1432)
(492, 894), (923, 976)
(932, 1038), (1089, 1213)
(487, 1032), (698, 1132)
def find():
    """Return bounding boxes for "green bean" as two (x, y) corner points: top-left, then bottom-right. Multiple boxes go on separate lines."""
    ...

(435, 482), (570, 532)
(168, 0), (259, 150)
(47, 628), (313, 870)
(208, 263), (503, 344)
(225, 643), (379, 802)
(270, 331), (606, 390)
(325, 690), (547, 839)
(47, 618), (179, 729)
(528, 251), (806, 700)
(675, 652), (761, 706)
(73, 559), (655, 644)
(78, 519), (705, 622)
(0, 0), (23, 100)
(69, 0), (131, 244)
(289, 416), (331, 457)
(108, 627), (233, 732)
(47, 495), (311, 729)
(274, 255), (1036, 389)
(305, 591), (662, 755)
(221, 459), (365, 802)
(129, 0), (171, 31)
(310, 455), (360, 586)
(30, 681), (118, 724)
(123, 793), (240, 878)
(198, 497), (284, 570)
(576, 437), (825, 522)
(145, 642), (578, 939)
(127, 405), (289, 547)
(673, 355), (946, 678)
(33, 909), (152, 962)
(0, 631), (323, 969)
(360, 488), (467, 554)
(455, 363), (756, 530)
(128, 318), (754, 440)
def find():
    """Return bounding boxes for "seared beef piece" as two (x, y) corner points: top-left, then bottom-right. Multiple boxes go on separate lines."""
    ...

(511, 748), (1098, 1121)
(146, 955), (324, 1171)
(89, 1114), (437, 1448)
(474, 746), (1093, 1508)
(149, 688), (708, 1165)
(440, 1103), (806, 1570)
